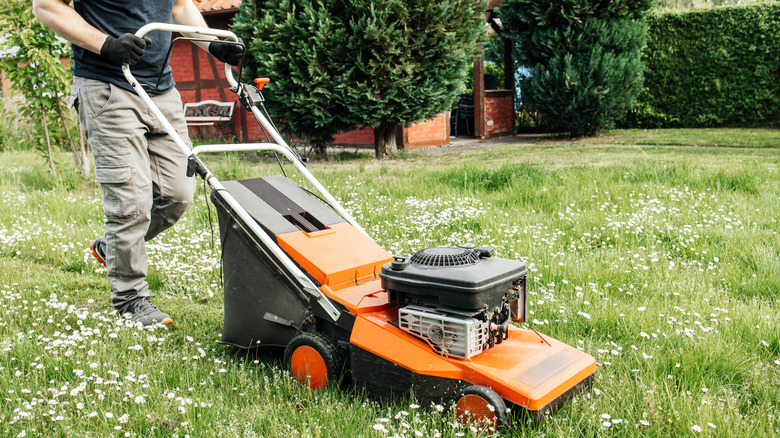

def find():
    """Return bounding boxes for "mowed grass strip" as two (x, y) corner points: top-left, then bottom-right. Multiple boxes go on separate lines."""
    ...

(0, 140), (778, 437)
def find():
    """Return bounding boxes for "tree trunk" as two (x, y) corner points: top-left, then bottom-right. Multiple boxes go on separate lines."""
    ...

(40, 104), (56, 176)
(374, 122), (398, 159)
(55, 96), (83, 175)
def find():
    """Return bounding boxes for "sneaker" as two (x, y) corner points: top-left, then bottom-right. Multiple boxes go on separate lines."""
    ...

(116, 296), (173, 326)
(90, 237), (106, 267)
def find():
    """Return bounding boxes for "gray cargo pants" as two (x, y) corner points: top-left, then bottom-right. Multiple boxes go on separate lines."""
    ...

(72, 77), (194, 308)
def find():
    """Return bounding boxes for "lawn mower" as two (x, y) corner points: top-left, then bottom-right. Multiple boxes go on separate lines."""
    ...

(127, 24), (596, 426)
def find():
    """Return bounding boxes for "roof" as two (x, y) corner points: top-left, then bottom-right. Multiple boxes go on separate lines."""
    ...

(193, 0), (241, 14)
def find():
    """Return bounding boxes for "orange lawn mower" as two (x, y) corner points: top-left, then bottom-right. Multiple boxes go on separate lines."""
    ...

(128, 24), (596, 427)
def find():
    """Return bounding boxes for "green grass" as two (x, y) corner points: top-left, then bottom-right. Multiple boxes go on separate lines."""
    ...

(0, 137), (778, 437)
(538, 128), (780, 148)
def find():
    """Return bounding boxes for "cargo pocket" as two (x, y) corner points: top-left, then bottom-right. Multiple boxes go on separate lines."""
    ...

(95, 166), (136, 219)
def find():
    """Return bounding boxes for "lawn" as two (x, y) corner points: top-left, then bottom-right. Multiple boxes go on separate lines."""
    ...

(0, 137), (778, 437)
(536, 128), (780, 149)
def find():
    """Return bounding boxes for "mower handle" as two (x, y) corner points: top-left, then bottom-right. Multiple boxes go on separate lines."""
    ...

(125, 23), (240, 88)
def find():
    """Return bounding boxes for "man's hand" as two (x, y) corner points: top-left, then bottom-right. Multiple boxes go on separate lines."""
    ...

(100, 33), (153, 66)
(208, 40), (243, 66)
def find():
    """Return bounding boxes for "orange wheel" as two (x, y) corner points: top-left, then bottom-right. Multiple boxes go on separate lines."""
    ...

(290, 345), (328, 390)
(284, 332), (344, 391)
(453, 385), (508, 428)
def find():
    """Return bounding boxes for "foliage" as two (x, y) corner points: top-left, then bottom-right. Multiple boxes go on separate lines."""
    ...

(500, 0), (652, 137)
(625, 4), (780, 128)
(233, 0), (486, 157)
(0, 99), (24, 152)
(654, 0), (772, 11)
(0, 0), (78, 173)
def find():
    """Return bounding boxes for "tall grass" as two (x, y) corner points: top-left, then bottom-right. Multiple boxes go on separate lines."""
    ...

(0, 143), (778, 437)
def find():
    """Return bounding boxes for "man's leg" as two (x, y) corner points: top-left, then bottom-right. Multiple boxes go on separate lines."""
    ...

(145, 87), (194, 241)
(75, 78), (155, 308)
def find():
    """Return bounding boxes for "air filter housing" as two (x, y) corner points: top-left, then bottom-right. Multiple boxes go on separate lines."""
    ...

(398, 305), (489, 359)
(381, 245), (527, 312)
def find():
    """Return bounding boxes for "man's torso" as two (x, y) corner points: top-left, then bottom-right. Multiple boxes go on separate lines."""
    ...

(71, 0), (176, 95)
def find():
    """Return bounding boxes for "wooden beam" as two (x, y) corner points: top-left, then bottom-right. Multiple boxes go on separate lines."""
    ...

(503, 37), (514, 91)
(474, 52), (486, 139)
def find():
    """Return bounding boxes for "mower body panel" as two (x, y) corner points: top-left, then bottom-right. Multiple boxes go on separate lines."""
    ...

(277, 223), (393, 291)
(350, 307), (596, 413)
(211, 176), (352, 348)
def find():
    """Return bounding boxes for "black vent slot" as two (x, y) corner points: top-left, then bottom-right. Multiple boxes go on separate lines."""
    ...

(410, 247), (480, 267)
(239, 178), (326, 233)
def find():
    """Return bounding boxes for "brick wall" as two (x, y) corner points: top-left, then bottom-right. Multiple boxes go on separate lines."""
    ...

(332, 127), (375, 147)
(402, 112), (450, 149)
(171, 40), (267, 142)
(484, 90), (514, 137)
(331, 112), (451, 150)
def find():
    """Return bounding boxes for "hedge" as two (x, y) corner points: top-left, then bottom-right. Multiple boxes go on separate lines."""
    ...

(627, 3), (780, 128)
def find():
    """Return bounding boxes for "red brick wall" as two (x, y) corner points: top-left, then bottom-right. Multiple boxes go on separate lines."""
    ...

(171, 39), (267, 142)
(484, 90), (514, 137)
(332, 127), (375, 147)
(331, 112), (451, 150)
(402, 112), (450, 149)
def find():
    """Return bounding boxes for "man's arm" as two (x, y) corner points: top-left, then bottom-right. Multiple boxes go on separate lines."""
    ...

(172, 0), (243, 66)
(171, 0), (213, 49)
(32, 0), (106, 54)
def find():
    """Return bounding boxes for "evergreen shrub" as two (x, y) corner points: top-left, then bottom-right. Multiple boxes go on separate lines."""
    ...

(233, 0), (485, 157)
(501, 0), (652, 137)
(629, 4), (780, 128)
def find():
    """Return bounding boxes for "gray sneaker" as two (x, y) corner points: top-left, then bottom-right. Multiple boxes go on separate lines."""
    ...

(116, 296), (173, 326)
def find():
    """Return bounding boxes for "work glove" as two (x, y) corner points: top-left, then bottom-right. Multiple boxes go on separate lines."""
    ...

(100, 33), (152, 66)
(208, 40), (243, 66)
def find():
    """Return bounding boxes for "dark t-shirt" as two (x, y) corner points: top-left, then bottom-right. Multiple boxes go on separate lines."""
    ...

(71, 0), (176, 95)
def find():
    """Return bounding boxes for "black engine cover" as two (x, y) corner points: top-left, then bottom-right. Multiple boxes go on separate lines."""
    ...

(380, 246), (527, 311)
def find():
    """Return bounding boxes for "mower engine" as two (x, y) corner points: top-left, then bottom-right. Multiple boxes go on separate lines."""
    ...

(380, 245), (527, 359)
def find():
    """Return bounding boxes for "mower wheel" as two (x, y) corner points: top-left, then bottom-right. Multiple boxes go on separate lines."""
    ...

(284, 332), (344, 391)
(453, 385), (508, 428)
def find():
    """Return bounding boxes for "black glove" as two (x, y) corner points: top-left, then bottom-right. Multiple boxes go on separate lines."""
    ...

(100, 33), (152, 66)
(208, 40), (243, 66)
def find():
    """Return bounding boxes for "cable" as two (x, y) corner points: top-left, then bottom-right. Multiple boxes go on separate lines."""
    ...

(203, 179), (223, 288)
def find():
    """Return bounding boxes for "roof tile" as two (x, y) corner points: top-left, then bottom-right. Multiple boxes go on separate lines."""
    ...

(193, 0), (241, 13)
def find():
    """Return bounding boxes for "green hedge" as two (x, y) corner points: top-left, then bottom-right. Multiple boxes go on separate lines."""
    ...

(628, 3), (780, 128)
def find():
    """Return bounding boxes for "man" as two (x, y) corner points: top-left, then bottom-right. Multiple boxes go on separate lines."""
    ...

(32, 0), (242, 325)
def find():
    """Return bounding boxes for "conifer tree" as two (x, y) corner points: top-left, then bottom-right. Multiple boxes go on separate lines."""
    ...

(500, 0), (652, 137)
(233, 0), (485, 157)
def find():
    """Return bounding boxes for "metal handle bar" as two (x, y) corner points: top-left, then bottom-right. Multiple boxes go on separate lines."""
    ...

(119, 23), (346, 322)
(131, 23), (239, 88)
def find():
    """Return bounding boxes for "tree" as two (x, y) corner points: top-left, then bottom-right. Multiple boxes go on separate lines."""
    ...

(0, 0), (89, 176)
(500, 0), (652, 137)
(233, 0), (486, 158)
